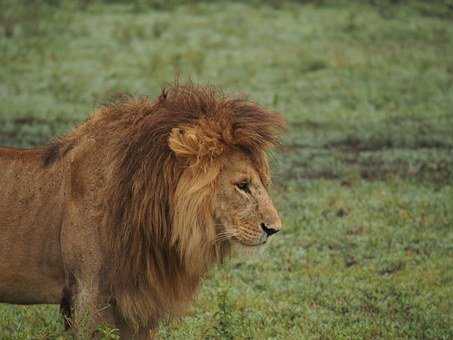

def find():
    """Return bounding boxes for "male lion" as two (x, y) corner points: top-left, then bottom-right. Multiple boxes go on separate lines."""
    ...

(0, 84), (285, 338)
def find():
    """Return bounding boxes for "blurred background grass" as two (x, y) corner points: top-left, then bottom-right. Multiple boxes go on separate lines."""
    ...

(1, 0), (452, 339)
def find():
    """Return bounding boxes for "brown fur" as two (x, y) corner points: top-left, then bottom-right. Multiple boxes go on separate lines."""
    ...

(0, 83), (285, 337)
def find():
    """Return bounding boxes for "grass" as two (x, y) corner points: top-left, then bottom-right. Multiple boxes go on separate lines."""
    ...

(1, 0), (452, 338)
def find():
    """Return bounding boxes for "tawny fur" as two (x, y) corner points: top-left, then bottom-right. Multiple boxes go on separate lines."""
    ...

(0, 83), (285, 338)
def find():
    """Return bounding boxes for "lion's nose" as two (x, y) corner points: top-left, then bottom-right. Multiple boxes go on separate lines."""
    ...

(260, 223), (280, 237)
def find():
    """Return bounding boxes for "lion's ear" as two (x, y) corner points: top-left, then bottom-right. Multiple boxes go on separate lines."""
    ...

(169, 127), (200, 158)
(169, 126), (224, 160)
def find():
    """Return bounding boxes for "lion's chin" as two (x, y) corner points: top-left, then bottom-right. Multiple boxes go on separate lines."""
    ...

(230, 238), (267, 256)
(231, 236), (266, 247)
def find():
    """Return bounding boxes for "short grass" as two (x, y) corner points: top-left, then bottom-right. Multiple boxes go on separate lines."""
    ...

(1, 1), (452, 339)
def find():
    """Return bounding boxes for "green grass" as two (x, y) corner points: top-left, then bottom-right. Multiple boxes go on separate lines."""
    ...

(1, 1), (452, 339)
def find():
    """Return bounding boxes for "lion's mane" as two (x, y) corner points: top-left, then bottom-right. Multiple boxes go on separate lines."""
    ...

(45, 84), (285, 329)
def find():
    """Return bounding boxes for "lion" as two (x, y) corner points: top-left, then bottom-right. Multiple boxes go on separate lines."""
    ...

(0, 83), (285, 338)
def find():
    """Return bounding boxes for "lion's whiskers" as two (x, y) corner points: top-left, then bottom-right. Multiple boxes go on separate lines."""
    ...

(215, 230), (237, 243)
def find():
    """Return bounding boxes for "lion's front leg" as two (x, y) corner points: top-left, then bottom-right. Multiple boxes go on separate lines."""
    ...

(67, 279), (118, 339)
(67, 279), (156, 339)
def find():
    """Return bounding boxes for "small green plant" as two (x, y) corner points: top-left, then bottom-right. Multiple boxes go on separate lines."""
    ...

(97, 325), (120, 339)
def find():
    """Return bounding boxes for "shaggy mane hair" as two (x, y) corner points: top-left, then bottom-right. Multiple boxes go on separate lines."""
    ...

(44, 83), (285, 330)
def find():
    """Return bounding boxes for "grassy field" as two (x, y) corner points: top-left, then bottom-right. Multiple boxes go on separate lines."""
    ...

(1, 0), (453, 339)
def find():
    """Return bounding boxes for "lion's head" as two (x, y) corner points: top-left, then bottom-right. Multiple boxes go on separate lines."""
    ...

(165, 87), (285, 274)
(170, 130), (282, 251)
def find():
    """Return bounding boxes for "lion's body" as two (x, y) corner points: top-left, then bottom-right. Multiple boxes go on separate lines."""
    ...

(0, 148), (65, 304)
(0, 84), (284, 338)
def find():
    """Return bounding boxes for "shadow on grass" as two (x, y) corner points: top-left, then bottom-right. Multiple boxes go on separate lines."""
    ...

(277, 122), (453, 186)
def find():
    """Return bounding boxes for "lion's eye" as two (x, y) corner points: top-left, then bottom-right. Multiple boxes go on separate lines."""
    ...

(236, 181), (250, 193)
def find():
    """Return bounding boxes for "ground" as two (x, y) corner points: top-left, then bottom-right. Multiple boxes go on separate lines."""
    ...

(0, 0), (452, 339)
